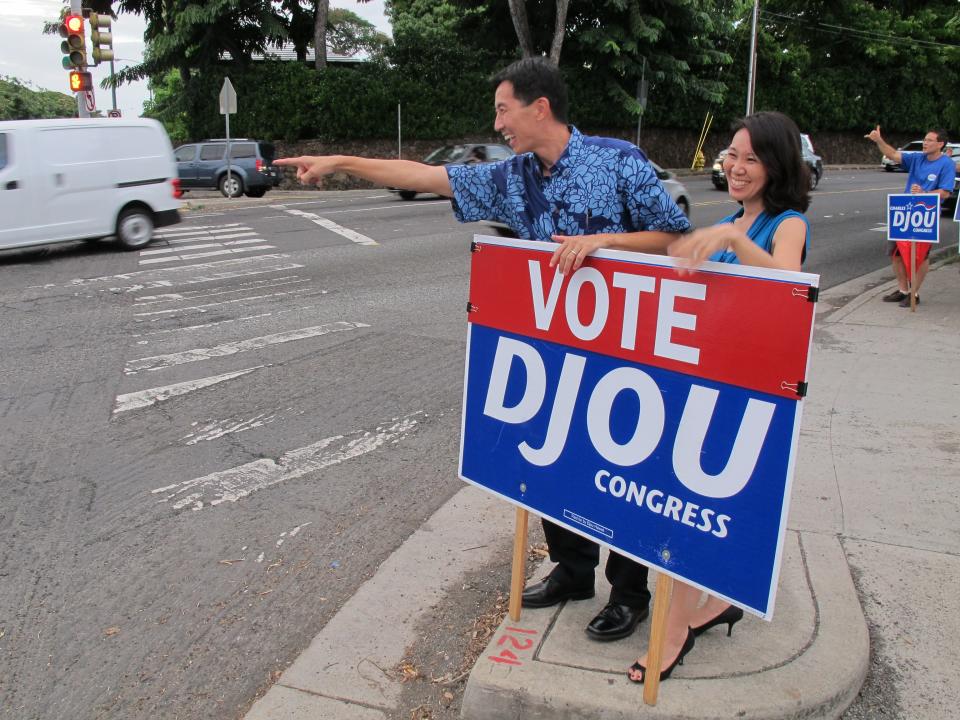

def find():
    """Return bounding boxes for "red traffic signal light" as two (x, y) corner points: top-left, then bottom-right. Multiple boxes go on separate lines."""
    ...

(69, 71), (93, 92)
(60, 14), (87, 68)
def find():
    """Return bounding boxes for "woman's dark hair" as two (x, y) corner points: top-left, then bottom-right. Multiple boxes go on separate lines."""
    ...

(492, 57), (569, 124)
(732, 111), (810, 215)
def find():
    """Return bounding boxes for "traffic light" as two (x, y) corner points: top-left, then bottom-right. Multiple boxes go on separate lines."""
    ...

(89, 12), (114, 65)
(69, 70), (94, 93)
(60, 14), (87, 69)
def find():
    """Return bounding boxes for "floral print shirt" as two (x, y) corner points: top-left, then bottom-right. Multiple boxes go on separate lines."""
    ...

(446, 126), (691, 241)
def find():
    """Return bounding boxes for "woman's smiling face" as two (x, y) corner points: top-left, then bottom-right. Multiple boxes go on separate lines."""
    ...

(723, 128), (767, 205)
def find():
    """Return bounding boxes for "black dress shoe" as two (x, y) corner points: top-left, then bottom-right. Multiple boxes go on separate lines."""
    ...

(521, 577), (594, 608)
(585, 602), (649, 641)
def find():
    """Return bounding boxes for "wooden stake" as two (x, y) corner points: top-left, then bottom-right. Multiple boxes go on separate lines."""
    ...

(508, 507), (529, 621)
(643, 573), (675, 706)
(910, 243), (917, 313)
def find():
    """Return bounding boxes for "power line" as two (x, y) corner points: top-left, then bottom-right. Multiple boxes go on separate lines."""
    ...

(760, 9), (960, 52)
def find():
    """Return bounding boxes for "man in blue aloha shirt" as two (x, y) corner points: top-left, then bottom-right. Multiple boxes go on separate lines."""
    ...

(277, 57), (691, 643)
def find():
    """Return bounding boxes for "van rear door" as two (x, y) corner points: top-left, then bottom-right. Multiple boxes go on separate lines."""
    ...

(0, 129), (37, 248)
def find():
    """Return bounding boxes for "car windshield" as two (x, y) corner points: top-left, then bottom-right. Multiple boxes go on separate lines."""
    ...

(800, 134), (814, 155)
(423, 145), (467, 164)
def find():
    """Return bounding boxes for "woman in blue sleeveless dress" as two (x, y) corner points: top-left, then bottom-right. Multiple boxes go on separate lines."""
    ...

(627, 110), (812, 684)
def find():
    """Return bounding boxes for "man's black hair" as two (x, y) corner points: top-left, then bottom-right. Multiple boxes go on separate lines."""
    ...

(492, 57), (569, 124)
(732, 111), (810, 215)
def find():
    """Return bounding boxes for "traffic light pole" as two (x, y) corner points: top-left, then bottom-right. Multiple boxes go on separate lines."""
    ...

(69, 0), (91, 118)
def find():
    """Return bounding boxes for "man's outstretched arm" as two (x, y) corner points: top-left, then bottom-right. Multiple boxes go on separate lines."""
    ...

(275, 156), (452, 197)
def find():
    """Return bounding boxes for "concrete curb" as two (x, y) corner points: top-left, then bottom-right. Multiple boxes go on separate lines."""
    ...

(460, 532), (868, 720)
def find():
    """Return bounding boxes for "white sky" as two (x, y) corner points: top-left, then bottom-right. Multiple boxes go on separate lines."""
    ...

(0, 0), (390, 118)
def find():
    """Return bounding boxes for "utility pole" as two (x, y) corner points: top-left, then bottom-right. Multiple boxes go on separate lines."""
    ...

(746, 0), (759, 115)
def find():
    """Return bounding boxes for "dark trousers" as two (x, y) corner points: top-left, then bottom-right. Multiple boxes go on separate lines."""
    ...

(543, 518), (651, 608)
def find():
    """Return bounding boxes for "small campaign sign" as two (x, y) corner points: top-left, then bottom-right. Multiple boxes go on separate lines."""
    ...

(107, 109), (122, 118)
(459, 236), (819, 619)
(887, 193), (940, 243)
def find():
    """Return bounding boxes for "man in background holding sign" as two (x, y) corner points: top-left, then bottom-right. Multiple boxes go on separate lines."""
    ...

(277, 57), (691, 642)
(865, 126), (955, 307)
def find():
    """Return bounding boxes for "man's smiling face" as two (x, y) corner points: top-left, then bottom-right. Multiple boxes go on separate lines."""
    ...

(493, 81), (541, 155)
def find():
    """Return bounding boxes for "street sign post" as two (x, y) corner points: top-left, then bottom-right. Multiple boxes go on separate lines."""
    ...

(219, 77), (237, 197)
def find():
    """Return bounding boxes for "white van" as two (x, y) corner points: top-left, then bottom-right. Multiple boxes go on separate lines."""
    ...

(0, 117), (182, 252)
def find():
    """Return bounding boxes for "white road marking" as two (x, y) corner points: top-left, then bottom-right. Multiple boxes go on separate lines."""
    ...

(141, 237), (266, 256)
(131, 304), (320, 338)
(132, 287), (311, 318)
(871, 224), (888, 232)
(141, 243), (223, 256)
(155, 223), (243, 237)
(282, 208), (378, 245)
(180, 411), (277, 445)
(139, 245), (275, 265)
(71, 254), (299, 287)
(113, 366), (264, 413)
(134, 277), (308, 305)
(151, 413), (421, 511)
(125, 320), (369, 374)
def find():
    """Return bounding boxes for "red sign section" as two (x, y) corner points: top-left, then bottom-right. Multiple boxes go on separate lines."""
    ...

(467, 241), (817, 399)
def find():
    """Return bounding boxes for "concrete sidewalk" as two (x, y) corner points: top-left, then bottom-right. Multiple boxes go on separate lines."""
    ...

(245, 258), (960, 720)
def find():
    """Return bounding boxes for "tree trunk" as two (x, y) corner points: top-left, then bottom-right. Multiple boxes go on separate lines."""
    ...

(548, 0), (569, 65)
(314, 0), (329, 70)
(507, 0), (535, 58)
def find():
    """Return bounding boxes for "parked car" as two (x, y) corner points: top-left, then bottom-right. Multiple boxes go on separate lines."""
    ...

(712, 133), (823, 190)
(389, 143), (514, 199)
(651, 161), (691, 217)
(174, 139), (280, 198)
(881, 141), (923, 172)
(0, 118), (181, 252)
(939, 149), (960, 215)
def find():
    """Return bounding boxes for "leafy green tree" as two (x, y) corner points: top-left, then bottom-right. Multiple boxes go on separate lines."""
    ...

(0, 77), (77, 120)
(744, 1), (960, 133)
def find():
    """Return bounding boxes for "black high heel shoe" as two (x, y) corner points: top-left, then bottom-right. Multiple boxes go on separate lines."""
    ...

(627, 628), (695, 684)
(691, 604), (744, 637)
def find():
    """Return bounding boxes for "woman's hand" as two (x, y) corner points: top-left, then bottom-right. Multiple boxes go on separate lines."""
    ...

(668, 225), (740, 274)
(549, 234), (608, 275)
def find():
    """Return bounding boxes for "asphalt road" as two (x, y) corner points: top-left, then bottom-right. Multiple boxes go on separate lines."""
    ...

(0, 169), (954, 719)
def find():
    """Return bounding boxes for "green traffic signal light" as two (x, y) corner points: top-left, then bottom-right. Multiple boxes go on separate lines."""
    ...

(89, 12), (114, 65)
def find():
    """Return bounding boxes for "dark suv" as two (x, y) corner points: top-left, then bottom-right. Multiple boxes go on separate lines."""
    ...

(174, 139), (280, 198)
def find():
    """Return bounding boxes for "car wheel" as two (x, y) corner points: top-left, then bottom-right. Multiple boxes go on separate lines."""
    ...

(219, 174), (244, 198)
(884, 166), (894, 172)
(245, 188), (267, 198)
(712, 180), (726, 191)
(809, 170), (820, 190)
(115, 206), (154, 250)
(676, 197), (690, 217)
(398, 190), (417, 200)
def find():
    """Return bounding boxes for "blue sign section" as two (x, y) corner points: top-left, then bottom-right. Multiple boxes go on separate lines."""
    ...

(887, 193), (940, 242)
(460, 324), (799, 616)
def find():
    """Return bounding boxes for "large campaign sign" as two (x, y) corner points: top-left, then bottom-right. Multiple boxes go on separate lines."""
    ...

(459, 236), (819, 619)
(887, 193), (940, 243)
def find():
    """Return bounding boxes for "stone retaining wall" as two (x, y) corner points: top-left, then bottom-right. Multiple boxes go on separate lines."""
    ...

(273, 128), (916, 191)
